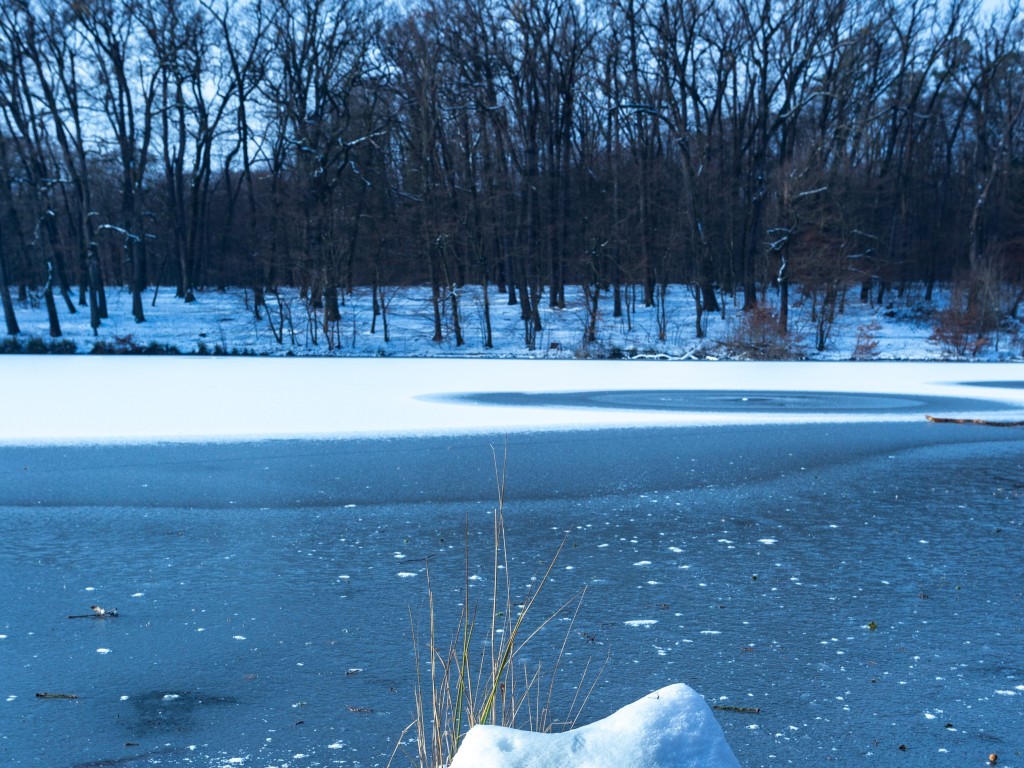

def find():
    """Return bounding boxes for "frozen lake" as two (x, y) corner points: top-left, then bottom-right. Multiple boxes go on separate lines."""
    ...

(1, 414), (1022, 768)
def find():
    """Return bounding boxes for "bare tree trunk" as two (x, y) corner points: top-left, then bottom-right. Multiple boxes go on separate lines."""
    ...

(0, 225), (19, 335)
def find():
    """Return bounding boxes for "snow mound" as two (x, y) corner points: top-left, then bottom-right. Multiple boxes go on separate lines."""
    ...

(448, 683), (740, 768)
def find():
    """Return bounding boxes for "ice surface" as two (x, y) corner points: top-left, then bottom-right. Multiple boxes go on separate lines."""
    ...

(448, 683), (740, 768)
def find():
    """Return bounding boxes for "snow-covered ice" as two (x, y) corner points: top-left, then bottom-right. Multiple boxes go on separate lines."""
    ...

(1, 357), (1023, 445)
(448, 683), (740, 768)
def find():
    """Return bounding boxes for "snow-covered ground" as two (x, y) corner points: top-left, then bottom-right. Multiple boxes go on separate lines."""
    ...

(6, 282), (1024, 361)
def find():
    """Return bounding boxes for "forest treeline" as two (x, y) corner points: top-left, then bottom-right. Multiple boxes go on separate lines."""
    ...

(0, 0), (1022, 349)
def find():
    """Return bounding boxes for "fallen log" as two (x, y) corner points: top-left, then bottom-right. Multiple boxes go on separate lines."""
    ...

(925, 415), (1024, 427)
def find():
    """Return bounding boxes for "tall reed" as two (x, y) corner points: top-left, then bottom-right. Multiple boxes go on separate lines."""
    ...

(391, 447), (601, 768)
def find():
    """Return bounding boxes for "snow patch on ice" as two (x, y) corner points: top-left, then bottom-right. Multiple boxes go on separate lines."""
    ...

(625, 620), (659, 627)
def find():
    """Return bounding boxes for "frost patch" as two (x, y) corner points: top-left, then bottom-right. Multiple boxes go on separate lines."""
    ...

(397, 572), (417, 578)
(633, 560), (652, 566)
(624, 620), (658, 627)
(758, 538), (777, 545)
(96, 648), (111, 654)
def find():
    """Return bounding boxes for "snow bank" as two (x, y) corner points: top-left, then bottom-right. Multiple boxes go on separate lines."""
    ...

(448, 683), (741, 768)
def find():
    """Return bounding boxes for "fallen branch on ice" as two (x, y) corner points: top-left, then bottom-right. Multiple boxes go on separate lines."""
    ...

(925, 415), (1024, 427)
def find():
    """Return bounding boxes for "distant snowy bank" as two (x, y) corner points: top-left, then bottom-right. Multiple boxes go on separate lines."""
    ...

(4, 282), (1023, 361)
(449, 683), (741, 768)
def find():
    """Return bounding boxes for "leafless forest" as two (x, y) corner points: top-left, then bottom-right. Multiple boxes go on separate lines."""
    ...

(0, 0), (1022, 350)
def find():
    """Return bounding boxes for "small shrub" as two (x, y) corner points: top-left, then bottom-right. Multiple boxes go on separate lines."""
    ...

(91, 337), (180, 355)
(47, 339), (78, 354)
(114, 334), (145, 353)
(91, 335), (141, 354)
(143, 341), (181, 355)
(722, 305), (803, 360)
(930, 295), (990, 357)
(851, 319), (882, 360)
(0, 337), (23, 354)
(24, 337), (51, 354)
(0, 337), (78, 354)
